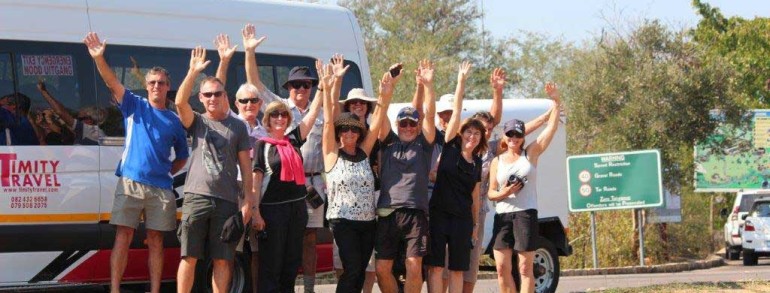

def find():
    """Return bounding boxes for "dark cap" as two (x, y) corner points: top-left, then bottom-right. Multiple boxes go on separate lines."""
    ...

(396, 106), (419, 122)
(503, 119), (525, 135)
(281, 66), (319, 89)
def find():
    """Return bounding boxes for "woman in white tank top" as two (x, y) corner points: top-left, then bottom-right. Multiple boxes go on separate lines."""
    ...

(487, 83), (562, 293)
(320, 62), (396, 293)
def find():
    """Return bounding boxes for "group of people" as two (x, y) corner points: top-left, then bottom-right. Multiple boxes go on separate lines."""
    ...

(87, 22), (562, 293)
(0, 81), (106, 146)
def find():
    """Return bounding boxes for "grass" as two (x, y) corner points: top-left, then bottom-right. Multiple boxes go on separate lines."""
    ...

(596, 281), (770, 292)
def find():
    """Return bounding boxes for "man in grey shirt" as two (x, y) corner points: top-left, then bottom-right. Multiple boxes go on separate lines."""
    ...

(174, 46), (257, 293)
(374, 60), (437, 293)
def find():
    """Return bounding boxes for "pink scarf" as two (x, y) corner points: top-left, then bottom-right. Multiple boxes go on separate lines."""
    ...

(259, 136), (306, 185)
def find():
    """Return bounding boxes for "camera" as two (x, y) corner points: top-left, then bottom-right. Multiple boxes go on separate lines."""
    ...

(255, 230), (267, 240)
(305, 185), (325, 209)
(507, 174), (528, 187)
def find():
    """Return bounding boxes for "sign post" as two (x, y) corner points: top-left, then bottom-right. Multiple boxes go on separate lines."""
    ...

(567, 150), (663, 267)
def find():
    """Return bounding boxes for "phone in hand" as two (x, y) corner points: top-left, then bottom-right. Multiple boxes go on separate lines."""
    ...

(390, 64), (403, 78)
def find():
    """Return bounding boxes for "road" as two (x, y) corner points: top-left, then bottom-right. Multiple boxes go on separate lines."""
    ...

(309, 258), (770, 292)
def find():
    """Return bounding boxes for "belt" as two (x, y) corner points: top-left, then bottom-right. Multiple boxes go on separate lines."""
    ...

(305, 172), (322, 177)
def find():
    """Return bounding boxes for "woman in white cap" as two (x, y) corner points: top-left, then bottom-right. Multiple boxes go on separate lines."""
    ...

(487, 82), (561, 293)
(321, 67), (397, 292)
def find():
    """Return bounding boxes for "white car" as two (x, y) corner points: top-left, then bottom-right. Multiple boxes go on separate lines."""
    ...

(741, 198), (770, 265)
(723, 191), (769, 260)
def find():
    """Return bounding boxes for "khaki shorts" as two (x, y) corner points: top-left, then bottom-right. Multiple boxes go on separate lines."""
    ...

(110, 177), (176, 231)
(177, 193), (239, 260)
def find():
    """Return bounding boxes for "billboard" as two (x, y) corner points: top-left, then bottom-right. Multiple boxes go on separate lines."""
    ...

(694, 110), (770, 192)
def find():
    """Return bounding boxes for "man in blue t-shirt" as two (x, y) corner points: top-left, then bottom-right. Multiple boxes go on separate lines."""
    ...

(84, 32), (189, 293)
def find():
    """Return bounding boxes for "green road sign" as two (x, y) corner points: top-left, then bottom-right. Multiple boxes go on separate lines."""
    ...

(567, 150), (663, 212)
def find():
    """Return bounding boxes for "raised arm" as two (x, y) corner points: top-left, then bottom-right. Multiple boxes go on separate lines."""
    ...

(524, 107), (552, 136)
(364, 72), (397, 155)
(527, 82), (562, 163)
(175, 46), (211, 128)
(321, 62), (338, 172)
(214, 33), (237, 86)
(298, 60), (327, 140)
(489, 68), (505, 127)
(410, 65), (424, 118)
(37, 81), (75, 128)
(443, 61), (472, 142)
(418, 59), (436, 144)
(242, 24), (268, 92)
(84, 32), (125, 103)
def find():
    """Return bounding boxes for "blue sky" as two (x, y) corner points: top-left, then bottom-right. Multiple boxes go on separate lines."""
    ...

(481, 0), (770, 42)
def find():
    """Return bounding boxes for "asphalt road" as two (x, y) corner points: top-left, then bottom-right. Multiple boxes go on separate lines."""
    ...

(309, 258), (770, 293)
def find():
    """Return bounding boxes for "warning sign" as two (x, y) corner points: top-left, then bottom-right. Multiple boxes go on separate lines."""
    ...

(21, 55), (74, 76)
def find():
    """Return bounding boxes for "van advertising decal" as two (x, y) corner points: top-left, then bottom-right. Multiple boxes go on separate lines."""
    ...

(20, 55), (74, 76)
(1, 153), (60, 209)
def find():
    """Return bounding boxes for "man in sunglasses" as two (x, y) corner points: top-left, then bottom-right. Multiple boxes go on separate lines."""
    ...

(374, 60), (437, 293)
(84, 32), (189, 293)
(174, 46), (255, 293)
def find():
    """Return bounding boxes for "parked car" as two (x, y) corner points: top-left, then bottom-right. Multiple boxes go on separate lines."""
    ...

(723, 191), (770, 260)
(741, 198), (770, 266)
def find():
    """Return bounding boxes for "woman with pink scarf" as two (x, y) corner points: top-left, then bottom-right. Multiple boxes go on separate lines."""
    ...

(251, 63), (324, 293)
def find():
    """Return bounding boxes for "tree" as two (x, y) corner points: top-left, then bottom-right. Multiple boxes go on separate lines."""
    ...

(691, 0), (770, 107)
(558, 20), (744, 266)
(340, 0), (495, 101)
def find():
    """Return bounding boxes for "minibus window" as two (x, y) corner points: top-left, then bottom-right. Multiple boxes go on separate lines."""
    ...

(0, 41), (98, 146)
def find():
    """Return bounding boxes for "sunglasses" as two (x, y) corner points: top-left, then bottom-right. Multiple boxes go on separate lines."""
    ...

(269, 111), (289, 118)
(339, 125), (362, 134)
(505, 131), (524, 138)
(398, 120), (418, 128)
(237, 98), (261, 104)
(201, 91), (225, 98)
(289, 81), (312, 90)
(147, 80), (168, 86)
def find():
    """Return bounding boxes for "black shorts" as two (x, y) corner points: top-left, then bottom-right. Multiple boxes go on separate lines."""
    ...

(492, 209), (539, 252)
(375, 208), (429, 259)
(424, 211), (473, 271)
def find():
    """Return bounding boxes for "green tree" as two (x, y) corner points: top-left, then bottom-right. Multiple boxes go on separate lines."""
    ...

(559, 20), (744, 268)
(691, 0), (770, 107)
(340, 0), (500, 101)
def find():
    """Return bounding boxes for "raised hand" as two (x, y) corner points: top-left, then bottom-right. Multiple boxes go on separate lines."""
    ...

(379, 71), (396, 98)
(331, 54), (350, 78)
(83, 32), (106, 58)
(457, 60), (472, 82)
(417, 59), (434, 85)
(214, 34), (237, 60)
(241, 23), (266, 51)
(545, 82), (560, 102)
(36, 80), (47, 92)
(318, 61), (334, 90)
(491, 68), (506, 91)
(189, 46), (211, 73)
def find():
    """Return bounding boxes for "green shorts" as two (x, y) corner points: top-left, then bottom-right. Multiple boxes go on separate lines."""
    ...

(110, 177), (176, 231)
(177, 193), (239, 260)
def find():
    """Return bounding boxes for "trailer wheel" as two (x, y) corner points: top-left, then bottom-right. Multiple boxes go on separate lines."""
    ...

(533, 236), (559, 293)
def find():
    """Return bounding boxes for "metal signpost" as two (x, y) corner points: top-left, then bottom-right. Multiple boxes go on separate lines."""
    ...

(567, 150), (664, 267)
